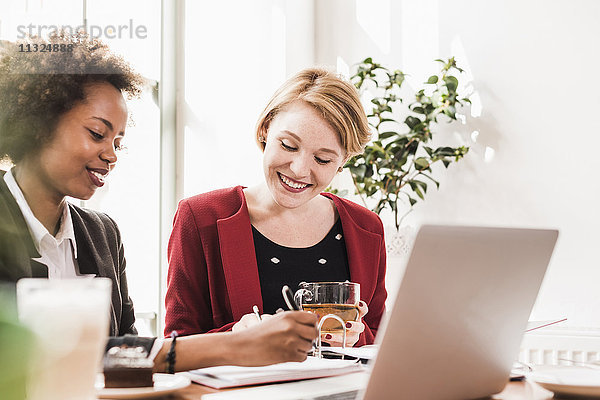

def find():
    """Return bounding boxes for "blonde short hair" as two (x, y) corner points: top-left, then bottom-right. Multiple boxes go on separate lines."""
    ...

(255, 67), (371, 158)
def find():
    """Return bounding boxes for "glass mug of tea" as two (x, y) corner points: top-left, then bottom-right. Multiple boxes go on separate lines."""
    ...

(294, 281), (360, 352)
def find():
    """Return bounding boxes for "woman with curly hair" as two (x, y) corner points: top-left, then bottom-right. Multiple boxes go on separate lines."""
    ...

(0, 32), (143, 333)
(0, 32), (317, 372)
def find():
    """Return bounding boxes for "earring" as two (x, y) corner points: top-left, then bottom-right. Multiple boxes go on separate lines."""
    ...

(259, 136), (266, 143)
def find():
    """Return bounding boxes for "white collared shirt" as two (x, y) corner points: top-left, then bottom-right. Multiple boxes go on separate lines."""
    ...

(4, 168), (79, 278)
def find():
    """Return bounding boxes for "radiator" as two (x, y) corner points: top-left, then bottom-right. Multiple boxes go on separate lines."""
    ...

(519, 327), (600, 365)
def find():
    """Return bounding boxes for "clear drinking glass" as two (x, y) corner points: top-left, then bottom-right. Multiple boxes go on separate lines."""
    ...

(294, 281), (360, 332)
(17, 278), (112, 400)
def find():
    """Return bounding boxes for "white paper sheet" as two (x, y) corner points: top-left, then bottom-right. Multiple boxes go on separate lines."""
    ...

(184, 357), (364, 389)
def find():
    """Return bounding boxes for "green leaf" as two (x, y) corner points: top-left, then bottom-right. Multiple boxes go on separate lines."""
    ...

(324, 187), (349, 197)
(426, 75), (438, 84)
(405, 116), (421, 129)
(443, 106), (456, 119)
(349, 164), (367, 178)
(391, 71), (405, 86)
(393, 156), (409, 169)
(378, 131), (397, 140)
(374, 199), (386, 214)
(406, 140), (419, 155)
(413, 180), (427, 193)
(414, 157), (430, 170)
(388, 199), (397, 211)
(390, 135), (409, 145)
(444, 76), (459, 92)
(413, 185), (425, 200)
(366, 185), (378, 196)
(419, 173), (440, 189)
(371, 141), (386, 153)
(433, 147), (456, 157)
(411, 122), (427, 136)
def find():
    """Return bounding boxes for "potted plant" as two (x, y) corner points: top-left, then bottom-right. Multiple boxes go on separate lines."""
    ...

(343, 57), (471, 230)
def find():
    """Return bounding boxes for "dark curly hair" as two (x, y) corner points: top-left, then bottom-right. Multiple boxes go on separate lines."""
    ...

(0, 31), (145, 164)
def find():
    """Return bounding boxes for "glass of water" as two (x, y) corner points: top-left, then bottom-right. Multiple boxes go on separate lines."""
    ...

(17, 278), (111, 400)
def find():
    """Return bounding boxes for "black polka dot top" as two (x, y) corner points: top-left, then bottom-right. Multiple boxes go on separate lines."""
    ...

(252, 218), (350, 314)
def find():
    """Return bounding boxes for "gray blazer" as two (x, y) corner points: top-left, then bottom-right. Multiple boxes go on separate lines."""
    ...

(0, 171), (136, 336)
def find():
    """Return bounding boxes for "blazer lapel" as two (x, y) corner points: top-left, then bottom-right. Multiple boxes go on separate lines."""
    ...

(217, 201), (263, 320)
(0, 173), (48, 279)
(327, 195), (382, 296)
(29, 259), (49, 278)
(70, 206), (100, 276)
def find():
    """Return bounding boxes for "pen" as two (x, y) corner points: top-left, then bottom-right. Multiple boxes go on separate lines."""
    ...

(252, 305), (262, 321)
(283, 286), (316, 355)
(282, 285), (301, 311)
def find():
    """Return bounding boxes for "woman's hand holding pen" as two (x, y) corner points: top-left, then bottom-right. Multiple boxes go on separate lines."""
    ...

(231, 311), (318, 366)
(232, 308), (274, 332)
(320, 301), (368, 348)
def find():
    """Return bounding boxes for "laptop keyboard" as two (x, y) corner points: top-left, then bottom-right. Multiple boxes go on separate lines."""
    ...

(311, 390), (359, 400)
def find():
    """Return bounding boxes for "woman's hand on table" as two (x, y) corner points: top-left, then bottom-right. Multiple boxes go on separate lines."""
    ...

(320, 301), (368, 347)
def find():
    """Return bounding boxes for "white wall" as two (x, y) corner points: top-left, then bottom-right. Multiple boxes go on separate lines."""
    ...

(316, 0), (600, 327)
(181, 0), (315, 198)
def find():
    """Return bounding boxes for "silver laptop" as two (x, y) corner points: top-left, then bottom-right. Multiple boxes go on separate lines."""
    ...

(358, 225), (558, 400)
(202, 225), (558, 400)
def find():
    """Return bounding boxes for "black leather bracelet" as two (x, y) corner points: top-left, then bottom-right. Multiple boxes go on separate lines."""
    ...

(166, 330), (178, 374)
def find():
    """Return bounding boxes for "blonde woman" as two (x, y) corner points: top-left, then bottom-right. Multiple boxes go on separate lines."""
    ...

(166, 68), (387, 347)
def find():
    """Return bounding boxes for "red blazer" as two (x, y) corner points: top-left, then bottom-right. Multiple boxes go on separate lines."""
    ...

(165, 186), (387, 346)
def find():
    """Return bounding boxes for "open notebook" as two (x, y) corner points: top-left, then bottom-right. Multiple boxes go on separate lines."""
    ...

(182, 357), (363, 389)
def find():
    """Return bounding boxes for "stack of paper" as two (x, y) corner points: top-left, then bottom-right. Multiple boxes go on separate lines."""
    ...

(201, 372), (369, 400)
(184, 357), (364, 389)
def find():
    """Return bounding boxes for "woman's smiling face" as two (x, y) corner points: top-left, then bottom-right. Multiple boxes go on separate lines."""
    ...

(28, 82), (128, 201)
(262, 100), (346, 209)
